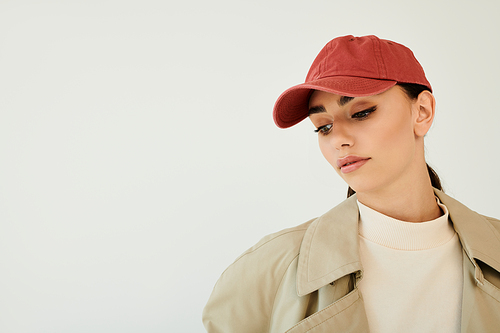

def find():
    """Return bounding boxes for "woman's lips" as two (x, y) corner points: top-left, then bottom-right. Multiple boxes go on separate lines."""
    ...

(337, 156), (371, 174)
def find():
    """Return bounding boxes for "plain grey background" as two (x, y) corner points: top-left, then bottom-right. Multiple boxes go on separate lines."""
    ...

(1, 0), (499, 332)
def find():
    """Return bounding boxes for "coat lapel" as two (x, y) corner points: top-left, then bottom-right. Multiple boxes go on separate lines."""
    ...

(434, 189), (500, 332)
(293, 195), (369, 332)
(435, 189), (500, 274)
(296, 195), (362, 296)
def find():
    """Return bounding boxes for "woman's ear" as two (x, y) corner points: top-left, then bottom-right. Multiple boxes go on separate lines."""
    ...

(413, 91), (436, 137)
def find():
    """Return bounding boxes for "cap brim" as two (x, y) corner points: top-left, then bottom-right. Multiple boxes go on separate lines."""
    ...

(273, 76), (397, 129)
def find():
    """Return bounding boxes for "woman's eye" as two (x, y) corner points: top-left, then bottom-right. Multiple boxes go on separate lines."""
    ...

(352, 106), (377, 120)
(314, 124), (333, 135)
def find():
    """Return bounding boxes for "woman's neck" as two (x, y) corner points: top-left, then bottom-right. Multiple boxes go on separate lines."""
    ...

(356, 180), (442, 223)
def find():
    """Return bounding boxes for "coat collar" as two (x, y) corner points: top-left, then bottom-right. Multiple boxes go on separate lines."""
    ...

(296, 195), (361, 296)
(296, 189), (500, 296)
(434, 189), (500, 277)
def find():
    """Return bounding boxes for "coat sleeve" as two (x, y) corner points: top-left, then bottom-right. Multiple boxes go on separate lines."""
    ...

(202, 226), (309, 333)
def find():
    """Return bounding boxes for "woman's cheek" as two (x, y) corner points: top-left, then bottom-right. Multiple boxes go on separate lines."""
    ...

(319, 140), (337, 169)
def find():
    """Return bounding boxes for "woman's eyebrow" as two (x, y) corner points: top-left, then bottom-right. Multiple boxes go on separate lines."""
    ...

(308, 105), (326, 115)
(338, 96), (354, 106)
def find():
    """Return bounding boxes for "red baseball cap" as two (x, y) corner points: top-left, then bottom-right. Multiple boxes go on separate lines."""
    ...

(273, 35), (432, 128)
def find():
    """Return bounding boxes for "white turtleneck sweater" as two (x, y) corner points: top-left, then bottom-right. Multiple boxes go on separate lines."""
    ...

(357, 199), (463, 333)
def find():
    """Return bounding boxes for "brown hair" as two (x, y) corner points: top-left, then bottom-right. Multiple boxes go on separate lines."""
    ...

(346, 83), (443, 198)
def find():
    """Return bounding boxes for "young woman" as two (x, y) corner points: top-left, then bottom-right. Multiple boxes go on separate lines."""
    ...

(203, 35), (500, 332)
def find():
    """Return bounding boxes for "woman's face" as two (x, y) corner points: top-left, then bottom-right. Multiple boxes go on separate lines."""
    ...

(308, 86), (422, 195)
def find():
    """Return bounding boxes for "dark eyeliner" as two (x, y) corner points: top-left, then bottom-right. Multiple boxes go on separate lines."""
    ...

(314, 124), (332, 135)
(352, 105), (377, 119)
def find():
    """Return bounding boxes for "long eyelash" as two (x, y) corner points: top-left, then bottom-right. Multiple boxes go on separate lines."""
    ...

(314, 124), (332, 135)
(313, 106), (376, 135)
(352, 106), (377, 119)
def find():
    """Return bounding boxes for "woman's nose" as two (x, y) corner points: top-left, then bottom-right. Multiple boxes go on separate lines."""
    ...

(330, 124), (353, 150)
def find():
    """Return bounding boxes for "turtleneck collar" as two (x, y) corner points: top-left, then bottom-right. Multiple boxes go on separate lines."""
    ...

(357, 198), (455, 251)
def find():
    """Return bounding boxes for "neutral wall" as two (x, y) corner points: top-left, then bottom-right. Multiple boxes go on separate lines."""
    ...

(1, 0), (499, 332)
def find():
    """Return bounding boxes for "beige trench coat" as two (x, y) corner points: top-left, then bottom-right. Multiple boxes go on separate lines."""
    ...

(203, 189), (500, 332)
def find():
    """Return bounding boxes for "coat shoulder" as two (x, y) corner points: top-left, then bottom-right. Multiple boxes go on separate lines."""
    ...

(203, 219), (316, 332)
(482, 215), (500, 233)
(232, 219), (314, 265)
